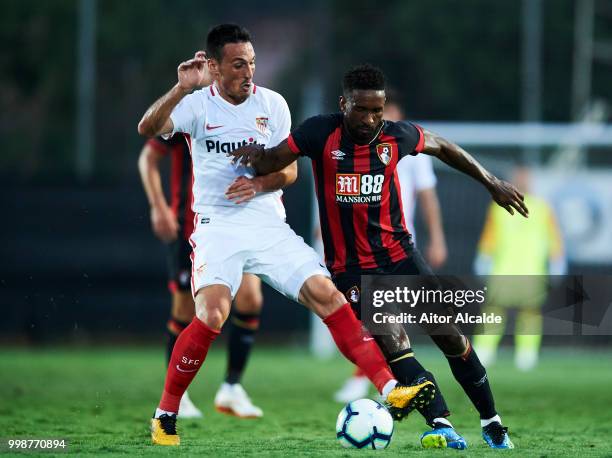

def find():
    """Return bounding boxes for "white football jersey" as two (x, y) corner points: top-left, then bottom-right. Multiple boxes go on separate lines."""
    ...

(396, 153), (437, 241)
(169, 83), (291, 221)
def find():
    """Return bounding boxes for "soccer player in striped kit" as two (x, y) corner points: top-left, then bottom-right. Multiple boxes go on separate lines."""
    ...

(231, 64), (528, 449)
(334, 91), (448, 403)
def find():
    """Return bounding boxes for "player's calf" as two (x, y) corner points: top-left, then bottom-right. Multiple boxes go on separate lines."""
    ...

(158, 317), (220, 413)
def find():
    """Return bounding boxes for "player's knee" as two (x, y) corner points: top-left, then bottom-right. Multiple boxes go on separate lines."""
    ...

(195, 302), (229, 330)
(234, 290), (263, 314)
(300, 277), (346, 318)
(196, 306), (225, 330)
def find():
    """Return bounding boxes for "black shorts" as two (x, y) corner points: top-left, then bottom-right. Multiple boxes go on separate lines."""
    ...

(332, 249), (435, 318)
(167, 238), (192, 293)
(333, 250), (466, 340)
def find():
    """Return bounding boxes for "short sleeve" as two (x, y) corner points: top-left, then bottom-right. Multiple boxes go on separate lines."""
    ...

(412, 154), (437, 191)
(267, 94), (292, 148)
(395, 121), (425, 159)
(288, 114), (340, 159)
(170, 91), (206, 137)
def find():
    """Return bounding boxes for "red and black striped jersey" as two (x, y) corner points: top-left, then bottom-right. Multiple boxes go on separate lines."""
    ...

(287, 113), (425, 275)
(146, 134), (195, 241)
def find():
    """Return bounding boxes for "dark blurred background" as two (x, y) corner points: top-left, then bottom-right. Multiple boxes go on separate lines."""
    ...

(1, 0), (611, 345)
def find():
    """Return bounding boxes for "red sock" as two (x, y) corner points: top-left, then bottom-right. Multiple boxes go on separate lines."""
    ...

(324, 303), (394, 393)
(159, 317), (220, 412)
(354, 367), (366, 377)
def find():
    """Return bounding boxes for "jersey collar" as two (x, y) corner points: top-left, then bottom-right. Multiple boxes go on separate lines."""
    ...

(212, 81), (254, 108)
(342, 119), (384, 146)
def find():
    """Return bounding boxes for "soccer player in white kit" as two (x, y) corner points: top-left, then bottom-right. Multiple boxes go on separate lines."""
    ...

(138, 24), (435, 446)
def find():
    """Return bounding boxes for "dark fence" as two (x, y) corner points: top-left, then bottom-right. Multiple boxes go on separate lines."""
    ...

(1, 166), (607, 344)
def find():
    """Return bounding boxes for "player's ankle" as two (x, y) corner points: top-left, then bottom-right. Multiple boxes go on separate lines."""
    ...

(432, 417), (453, 428)
(381, 379), (399, 397)
(155, 407), (177, 418)
(480, 414), (502, 427)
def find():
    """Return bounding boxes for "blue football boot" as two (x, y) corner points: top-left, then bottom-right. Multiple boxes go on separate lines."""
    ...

(482, 421), (514, 449)
(420, 422), (468, 450)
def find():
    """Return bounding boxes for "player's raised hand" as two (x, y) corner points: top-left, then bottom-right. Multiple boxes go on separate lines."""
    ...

(487, 176), (529, 217)
(225, 176), (262, 204)
(177, 51), (210, 92)
(151, 204), (179, 242)
(228, 144), (265, 167)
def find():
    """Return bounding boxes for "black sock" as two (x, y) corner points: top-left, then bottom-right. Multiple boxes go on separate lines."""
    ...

(225, 311), (260, 384)
(388, 348), (450, 425)
(165, 318), (190, 366)
(446, 345), (497, 420)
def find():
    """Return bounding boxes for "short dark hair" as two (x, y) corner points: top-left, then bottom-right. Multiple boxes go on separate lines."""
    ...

(342, 64), (386, 96)
(206, 24), (251, 62)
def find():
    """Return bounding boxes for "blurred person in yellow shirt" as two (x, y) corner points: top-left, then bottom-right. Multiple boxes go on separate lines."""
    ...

(473, 165), (566, 371)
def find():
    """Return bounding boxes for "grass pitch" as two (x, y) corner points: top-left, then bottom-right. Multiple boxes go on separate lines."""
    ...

(1, 346), (611, 457)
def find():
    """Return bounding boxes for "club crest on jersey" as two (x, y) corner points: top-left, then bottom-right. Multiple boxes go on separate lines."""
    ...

(376, 143), (393, 165)
(347, 286), (360, 303)
(255, 117), (269, 133)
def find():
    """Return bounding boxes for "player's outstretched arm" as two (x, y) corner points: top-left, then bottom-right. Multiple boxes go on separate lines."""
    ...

(420, 129), (529, 217)
(138, 51), (211, 137)
(229, 140), (298, 176)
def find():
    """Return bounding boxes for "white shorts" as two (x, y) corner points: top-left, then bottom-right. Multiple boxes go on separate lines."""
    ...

(189, 212), (330, 302)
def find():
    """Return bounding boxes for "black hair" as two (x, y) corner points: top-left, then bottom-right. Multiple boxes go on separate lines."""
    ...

(206, 24), (251, 62)
(342, 64), (386, 96)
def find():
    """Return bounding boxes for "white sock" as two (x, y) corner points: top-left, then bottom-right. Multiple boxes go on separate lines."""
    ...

(481, 414), (502, 427)
(381, 379), (399, 398)
(155, 407), (177, 418)
(433, 417), (453, 428)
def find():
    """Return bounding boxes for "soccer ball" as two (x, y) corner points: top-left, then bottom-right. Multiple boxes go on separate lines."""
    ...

(336, 398), (394, 449)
